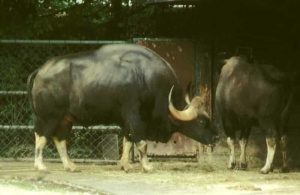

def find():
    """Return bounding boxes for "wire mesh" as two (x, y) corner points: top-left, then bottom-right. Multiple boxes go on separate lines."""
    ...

(0, 40), (127, 161)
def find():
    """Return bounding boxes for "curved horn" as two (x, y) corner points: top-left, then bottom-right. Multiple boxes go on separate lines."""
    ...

(168, 86), (198, 121)
(185, 93), (191, 105)
(202, 110), (210, 119)
(185, 82), (192, 105)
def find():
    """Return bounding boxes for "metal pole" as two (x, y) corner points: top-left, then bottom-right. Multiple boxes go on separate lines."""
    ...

(0, 125), (121, 134)
(0, 91), (27, 95)
(0, 39), (128, 45)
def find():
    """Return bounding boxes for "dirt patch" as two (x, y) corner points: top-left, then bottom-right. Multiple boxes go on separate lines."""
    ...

(0, 177), (104, 195)
(0, 159), (300, 195)
(227, 183), (262, 191)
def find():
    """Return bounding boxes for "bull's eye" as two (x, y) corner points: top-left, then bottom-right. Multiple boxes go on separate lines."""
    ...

(199, 120), (206, 125)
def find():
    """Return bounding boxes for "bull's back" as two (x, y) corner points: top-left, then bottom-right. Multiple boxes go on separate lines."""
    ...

(32, 44), (178, 126)
(217, 56), (290, 119)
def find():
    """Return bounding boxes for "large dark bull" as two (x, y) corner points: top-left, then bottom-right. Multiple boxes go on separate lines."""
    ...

(28, 44), (217, 172)
(215, 56), (294, 174)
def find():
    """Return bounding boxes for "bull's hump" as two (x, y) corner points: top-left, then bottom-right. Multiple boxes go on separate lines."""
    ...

(96, 44), (177, 75)
(96, 44), (153, 58)
(38, 58), (70, 78)
(221, 57), (239, 77)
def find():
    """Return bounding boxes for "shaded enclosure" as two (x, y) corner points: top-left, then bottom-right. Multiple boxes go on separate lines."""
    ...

(0, 36), (299, 169)
(0, 0), (300, 170)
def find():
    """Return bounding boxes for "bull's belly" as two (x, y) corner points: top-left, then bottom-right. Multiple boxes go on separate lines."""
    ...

(69, 105), (123, 127)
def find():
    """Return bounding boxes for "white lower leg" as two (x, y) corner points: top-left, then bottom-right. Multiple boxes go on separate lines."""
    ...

(261, 138), (276, 174)
(34, 133), (47, 171)
(280, 136), (288, 171)
(120, 137), (133, 172)
(227, 137), (236, 169)
(239, 138), (248, 169)
(136, 140), (152, 172)
(53, 137), (76, 171)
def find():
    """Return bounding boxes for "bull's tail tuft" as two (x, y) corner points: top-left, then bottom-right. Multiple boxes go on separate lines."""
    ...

(27, 69), (38, 113)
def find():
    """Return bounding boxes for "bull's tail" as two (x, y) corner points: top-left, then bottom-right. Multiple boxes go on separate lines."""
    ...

(27, 69), (38, 114)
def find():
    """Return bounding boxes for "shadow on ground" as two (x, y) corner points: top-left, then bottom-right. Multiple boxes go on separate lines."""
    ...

(0, 158), (299, 195)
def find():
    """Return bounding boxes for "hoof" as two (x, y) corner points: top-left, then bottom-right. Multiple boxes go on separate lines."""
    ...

(64, 163), (77, 172)
(260, 170), (269, 174)
(260, 168), (270, 174)
(239, 163), (248, 170)
(120, 161), (133, 173)
(228, 162), (236, 170)
(34, 163), (47, 171)
(142, 164), (153, 173)
(121, 164), (133, 173)
(279, 167), (289, 173)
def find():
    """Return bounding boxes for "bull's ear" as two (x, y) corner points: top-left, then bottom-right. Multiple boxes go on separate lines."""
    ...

(185, 93), (191, 105)
(201, 110), (210, 120)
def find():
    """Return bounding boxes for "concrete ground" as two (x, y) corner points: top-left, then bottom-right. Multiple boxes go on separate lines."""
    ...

(0, 158), (300, 195)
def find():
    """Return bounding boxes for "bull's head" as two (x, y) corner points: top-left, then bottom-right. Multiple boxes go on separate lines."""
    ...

(168, 86), (218, 145)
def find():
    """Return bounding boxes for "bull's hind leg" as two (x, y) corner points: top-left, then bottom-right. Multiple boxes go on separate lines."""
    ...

(34, 132), (47, 171)
(223, 114), (238, 170)
(280, 135), (289, 173)
(34, 117), (57, 171)
(53, 115), (76, 172)
(227, 136), (236, 169)
(120, 136), (133, 172)
(260, 137), (276, 174)
(260, 121), (278, 174)
(238, 128), (251, 170)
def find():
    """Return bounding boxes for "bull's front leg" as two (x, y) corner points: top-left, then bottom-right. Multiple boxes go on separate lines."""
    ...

(119, 136), (133, 172)
(227, 137), (236, 169)
(260, 137), (276, 174)
(136, 140), (153, 172)
(122, 104), (152, 172)
(53, 137), (77, 172)
(239, 138), (248, 170)
(238, 128), (250, 170)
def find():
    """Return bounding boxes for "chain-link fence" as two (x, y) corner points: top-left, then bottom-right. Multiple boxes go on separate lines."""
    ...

(0, 40), (128, 162)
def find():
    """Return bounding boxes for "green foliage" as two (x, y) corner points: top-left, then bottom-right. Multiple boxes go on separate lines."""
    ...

(0, 0), (298, 40)
(6, 144), (34, 158)
(0, 0), (152, 39)
(0, 0), (202, 40)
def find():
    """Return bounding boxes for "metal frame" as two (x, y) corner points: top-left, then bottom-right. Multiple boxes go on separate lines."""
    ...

(0, 90), (121, 133)
(0, 39), (128, 45)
